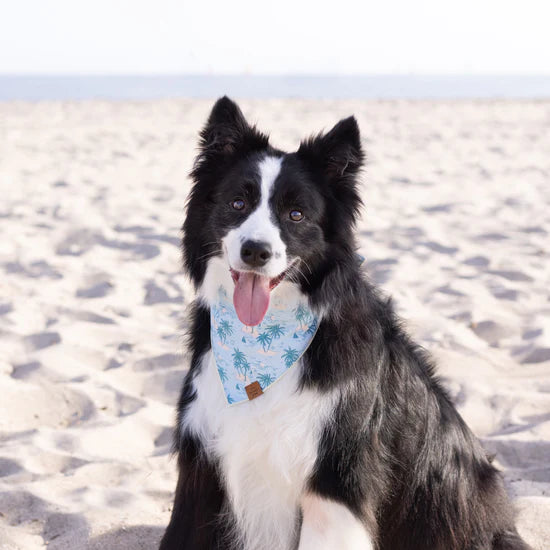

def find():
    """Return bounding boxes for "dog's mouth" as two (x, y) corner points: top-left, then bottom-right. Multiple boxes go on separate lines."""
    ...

(230, 263), (296, 327)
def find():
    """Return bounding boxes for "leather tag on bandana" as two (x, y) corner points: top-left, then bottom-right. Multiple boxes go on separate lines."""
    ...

(245, 381), (263, 400)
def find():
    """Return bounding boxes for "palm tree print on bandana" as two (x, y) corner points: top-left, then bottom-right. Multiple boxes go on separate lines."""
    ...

(211, 284), (318, 405)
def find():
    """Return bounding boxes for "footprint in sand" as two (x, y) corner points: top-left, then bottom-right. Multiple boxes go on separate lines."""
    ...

(98, 236), (161, 260)
(143, 281), (181, 305)
(11, 360), (42, 379)
(105, 358), (123, 370)
(448, 311), (472, 323)
(152, 185), (175, 202)
(111, 390), (146, 416)
(142, 369), (186, 402)
(104, 342), (134, 370)
(43, 512), (89, 549)
(421, 241), (459, 255)
(469, 320), (516, 346)
(72, 311), (116, 324)
(132, 353), (182, 371)
(522, 328), (543, 340)
(0, 384), (95, 431)
(4, 260), (62, 279)
(0, 490), (48, 525)
(0, 302), (13, 315)
(477, 232), (509, 242)
(487, 270), (534, 283)
(142, 233), (180, 247)
(24, 331), (61, 351)
(114, 224), (180, 247)
(87, 526), (164, 550)
(436, 285), (465, 296)
(76, 281), (113, 299)
(490, 285), (520, 301)
(0, 457), (22, 478)
(117, 342), (133, 352)
(53, 433), (82, 453)
(114, 224), (154, 234)
(463, 256), (490, 268)
(521, 226), (548, 235)
(56, 228), (101, 256)
(421, 203), (454, 213)
(366, 258), (398, 285)
(521, 348), (550, 364)
(154, 426), (173, 448)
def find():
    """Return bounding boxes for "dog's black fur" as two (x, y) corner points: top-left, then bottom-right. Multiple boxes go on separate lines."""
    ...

(160, 97), (530, 550)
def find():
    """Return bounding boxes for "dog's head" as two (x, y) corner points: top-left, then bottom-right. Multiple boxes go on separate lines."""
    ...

(184, 97), (364, 325)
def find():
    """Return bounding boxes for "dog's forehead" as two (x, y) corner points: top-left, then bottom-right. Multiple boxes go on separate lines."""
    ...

(266, 154), (317, 200)
(220, 152), (314, 202)
(228, 156), (263, 184)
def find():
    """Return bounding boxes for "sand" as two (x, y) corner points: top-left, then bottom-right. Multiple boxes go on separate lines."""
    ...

(0, 98), (549, 549)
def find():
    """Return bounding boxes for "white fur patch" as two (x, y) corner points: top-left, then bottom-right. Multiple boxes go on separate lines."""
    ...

(198, 255), (235, 306)
(298, 494), (374, 550)
(183, 351), (340, 550)
(223, 155), (288, 278)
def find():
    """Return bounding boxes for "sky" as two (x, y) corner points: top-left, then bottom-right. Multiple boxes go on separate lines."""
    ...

(1, 0), (549, 75)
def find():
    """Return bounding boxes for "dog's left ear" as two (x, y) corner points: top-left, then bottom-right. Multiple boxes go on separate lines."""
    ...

(297, 116), (364, 184)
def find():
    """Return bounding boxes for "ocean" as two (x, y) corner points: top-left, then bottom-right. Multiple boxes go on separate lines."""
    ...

(1, 74), (550, 101)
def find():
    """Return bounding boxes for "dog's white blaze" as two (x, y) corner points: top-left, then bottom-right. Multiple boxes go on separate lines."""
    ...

(223, 155), (287, 278)
(183, 351), (340, 550)
(186, 156), (356, 549)
(298, 494), (374, 550)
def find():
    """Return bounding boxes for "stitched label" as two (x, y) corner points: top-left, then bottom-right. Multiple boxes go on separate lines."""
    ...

(245, 381), (263, 400)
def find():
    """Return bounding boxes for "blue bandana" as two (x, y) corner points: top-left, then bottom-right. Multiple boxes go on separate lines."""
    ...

(210, 284), (318, 405)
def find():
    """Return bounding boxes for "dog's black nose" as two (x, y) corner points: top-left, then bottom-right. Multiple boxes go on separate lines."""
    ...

(241, 240), (272, 267)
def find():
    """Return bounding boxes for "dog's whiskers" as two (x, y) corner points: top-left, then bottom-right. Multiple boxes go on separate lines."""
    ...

(300, 258), (313, 276)
(288, 259), (310, 285)
(196, 249), (222, 261)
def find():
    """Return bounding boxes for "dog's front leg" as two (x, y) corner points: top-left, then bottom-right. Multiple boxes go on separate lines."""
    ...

(297, 494), (374, 550)
(159, 434), (227, 550)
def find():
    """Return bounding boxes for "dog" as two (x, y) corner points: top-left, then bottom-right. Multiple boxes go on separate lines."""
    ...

(159, 97), (530, 550)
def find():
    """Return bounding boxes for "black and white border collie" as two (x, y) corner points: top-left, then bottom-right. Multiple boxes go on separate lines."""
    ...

(159, 97), (529, 550)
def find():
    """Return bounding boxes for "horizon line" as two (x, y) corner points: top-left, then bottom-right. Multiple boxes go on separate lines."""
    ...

(2, 72), (550, 78)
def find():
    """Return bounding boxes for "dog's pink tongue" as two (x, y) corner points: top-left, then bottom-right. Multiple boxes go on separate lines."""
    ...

(233, 272), (271, 326)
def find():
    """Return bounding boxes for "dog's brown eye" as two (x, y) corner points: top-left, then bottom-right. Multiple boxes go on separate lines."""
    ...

(289, 210), (303, 221)
(232, 199), (245, 210)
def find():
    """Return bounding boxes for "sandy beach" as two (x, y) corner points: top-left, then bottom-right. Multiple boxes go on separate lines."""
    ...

(0, 98), (549, 549)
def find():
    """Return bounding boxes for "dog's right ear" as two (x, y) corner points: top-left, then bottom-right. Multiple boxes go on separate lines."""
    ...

(297, 116), (363, 186)
(197, 96), (269, 158)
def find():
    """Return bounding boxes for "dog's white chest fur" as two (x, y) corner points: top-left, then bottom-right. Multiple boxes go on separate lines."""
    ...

(183, 352), (338, 550)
